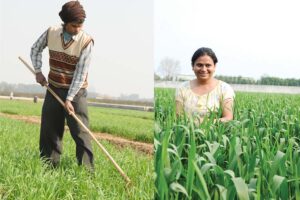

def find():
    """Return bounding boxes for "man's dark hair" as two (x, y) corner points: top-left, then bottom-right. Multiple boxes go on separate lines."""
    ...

(59, 1), (86, 24)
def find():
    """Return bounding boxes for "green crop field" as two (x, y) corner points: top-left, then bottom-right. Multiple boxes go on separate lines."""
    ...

(0, 99), (153, 143)
(0, 117), (153, 199)
(154, 88), (300, 200)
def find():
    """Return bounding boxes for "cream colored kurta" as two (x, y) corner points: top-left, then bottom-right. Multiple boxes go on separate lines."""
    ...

(175, 80), (235, 118)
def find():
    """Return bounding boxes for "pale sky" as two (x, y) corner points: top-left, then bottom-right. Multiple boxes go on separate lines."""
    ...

(0, 0), (154, 99)
(154, 0), (300, 79)
(1, 1), (299, 99)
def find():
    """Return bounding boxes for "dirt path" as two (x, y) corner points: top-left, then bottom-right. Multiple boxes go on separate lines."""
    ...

(0, 113), (153, 155)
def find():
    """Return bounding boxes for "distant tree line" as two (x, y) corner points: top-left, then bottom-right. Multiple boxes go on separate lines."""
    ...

(155, 57), (300, 86)
(155, 74), (300, 86)
(215, 75), (300, 86)
(214, 75), (256, 84)
(0, 81), (46, 98)
(0, 82), (151, 101)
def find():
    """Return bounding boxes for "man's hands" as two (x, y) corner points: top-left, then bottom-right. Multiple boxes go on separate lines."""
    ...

(35, 72), (48, 86)
(65, 100), (75, 115)
(36, 72), (74, 115)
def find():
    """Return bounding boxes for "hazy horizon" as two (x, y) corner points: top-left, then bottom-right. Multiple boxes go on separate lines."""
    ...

(1, 0), (299, 99)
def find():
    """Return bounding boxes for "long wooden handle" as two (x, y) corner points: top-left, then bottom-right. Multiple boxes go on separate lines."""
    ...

(18, 56), (131, 184)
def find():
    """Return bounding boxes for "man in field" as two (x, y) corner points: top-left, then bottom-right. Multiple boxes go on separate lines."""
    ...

(30, 1), (94, 170)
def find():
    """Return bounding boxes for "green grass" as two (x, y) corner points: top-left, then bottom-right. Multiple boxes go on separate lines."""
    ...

(0, 99), (153, 143)
(0, 99), (42, 116)
(89, 107), (153, 142)
(154, 88), (300, 200)
(0, 116), (153, 200)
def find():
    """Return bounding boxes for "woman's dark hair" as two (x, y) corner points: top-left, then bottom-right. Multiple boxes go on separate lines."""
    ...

(191, 47), (218, 66)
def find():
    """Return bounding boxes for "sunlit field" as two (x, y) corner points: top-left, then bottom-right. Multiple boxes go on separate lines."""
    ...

(0, 100), (153, 199)
(154, 88), (300, 200)
(0, 99), (153, 143)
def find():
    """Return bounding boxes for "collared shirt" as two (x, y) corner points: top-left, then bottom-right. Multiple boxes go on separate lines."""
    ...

(30, 28), (93, 101)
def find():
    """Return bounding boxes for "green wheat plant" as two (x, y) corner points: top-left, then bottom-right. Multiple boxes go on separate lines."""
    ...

(0, 117), (153, 199)
(154, 88), (300, 200)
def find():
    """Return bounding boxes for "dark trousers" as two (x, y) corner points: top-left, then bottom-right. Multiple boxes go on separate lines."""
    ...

(39, 85), (93, 169)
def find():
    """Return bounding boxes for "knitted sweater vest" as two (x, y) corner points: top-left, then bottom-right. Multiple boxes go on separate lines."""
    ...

(47, 26), (93, 88)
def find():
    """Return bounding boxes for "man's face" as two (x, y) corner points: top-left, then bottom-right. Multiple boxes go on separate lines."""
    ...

(65, 22), (83, 35)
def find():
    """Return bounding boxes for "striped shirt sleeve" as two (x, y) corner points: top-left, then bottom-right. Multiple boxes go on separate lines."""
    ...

(66, 42), (93, 101)
(30, 30), (48, 73)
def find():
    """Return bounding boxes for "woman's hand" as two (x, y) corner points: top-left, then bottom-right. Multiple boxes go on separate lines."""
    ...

(221, 99), (234, 121)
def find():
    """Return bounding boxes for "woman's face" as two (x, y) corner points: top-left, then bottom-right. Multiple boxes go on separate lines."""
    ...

(192, 55), (216, 82)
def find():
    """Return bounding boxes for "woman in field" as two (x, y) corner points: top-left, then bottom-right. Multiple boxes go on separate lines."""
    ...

(176, 47), (235, 123)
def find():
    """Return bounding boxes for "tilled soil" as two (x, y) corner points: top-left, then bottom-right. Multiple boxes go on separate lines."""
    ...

(0, 113), (153, 155)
